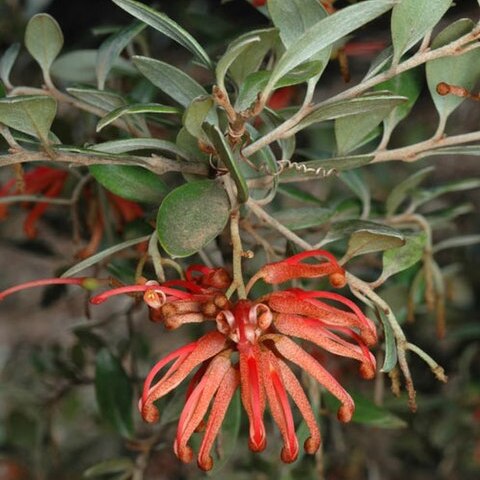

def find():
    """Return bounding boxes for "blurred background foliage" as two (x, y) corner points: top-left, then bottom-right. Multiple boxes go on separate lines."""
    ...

(0, 1), (479, 479)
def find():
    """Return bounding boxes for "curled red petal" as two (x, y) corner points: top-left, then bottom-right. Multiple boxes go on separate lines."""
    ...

(268, 335), (355, 422)
(260, 349), (299, 463)
(142, 332), (227, 423)
(274, 314), (375, 378)
(174, 353), (231, 464)
(197, 367), (239, 471)
(276, 357), (321, 454)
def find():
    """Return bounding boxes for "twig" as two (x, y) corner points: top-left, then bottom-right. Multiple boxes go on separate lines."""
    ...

(0, 148), (209, 176)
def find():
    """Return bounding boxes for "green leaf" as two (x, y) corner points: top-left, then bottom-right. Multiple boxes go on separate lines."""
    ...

(0, 95), (56, 143)
(83, 458), (134, 478)
(133, 56), (207, 107)
(386, 166), (435, 216)
(183, 96), (214, 144)
(375, 68), (423, 132)
(378, 309), (398, 372)
(112, 0), (212, 68)
(157, 180), (230, 258)
(345, 222), (405, 259)
(95, 348), (134, 438)
(207, 391), (241, 475)
(228, 28), (278, 86)
(68, 87), (148, 133)
(0, 43), (20, 88)
(293, 94), (406, 133)
(261, 108), (296, 161)
(94, 137), (191, 159)
(97, 21), (146, 89)
(364, 45), (393, 81)
(335, 96), (405, 154)
(216, 36), (261, 92)
(236, 61), (324, 111)
(205, 125), (249, 203)
(381, 233), (426, 282)
(52, 49), (136, 83)
(61, 235), (151, 277)
(272, 207), (333, 230)
(279, 155), (374, 182)
(277, 184), (322, 204)
(263, 0), (396, 99)
(268, 0), (329, 86)
(25, 13), (64, 76)
(339, 170), (370, 218)
(89, 164), (169, 203)
(412, 178), (480, 207)
(426, 19), (480, 123)
(324, 392), (406, 428)
(423, 145), (480, 157)
(97, 102), (180, 132)
(391, 0), (452, 64)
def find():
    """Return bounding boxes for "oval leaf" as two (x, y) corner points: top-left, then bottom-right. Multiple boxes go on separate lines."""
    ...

(183, 96), (214, 143)
(133, 55), (207, 107)
(157, 180), (230, 257)
(25, 13), (64, 75)
(391, 0), (452, 64)
(112, 0), (212, 69)
(0, 95), (56, 143)
(95, 348), (134, 438)
(381, 232), (426, 282)
(97, 21), (146, 89)
(345, 222), (405, 259)
(89, 164), (169, 203)
(426, 19), (480, 122)
(272, 207), (333, 230)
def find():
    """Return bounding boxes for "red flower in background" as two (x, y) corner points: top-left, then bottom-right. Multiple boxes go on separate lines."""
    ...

(0, 166), (143, 256)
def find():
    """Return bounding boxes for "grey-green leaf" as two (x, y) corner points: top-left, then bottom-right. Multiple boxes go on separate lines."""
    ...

(412, 178), (480, 208)
(433, 234), (480, 253)
(228, 28), (278, 86)
(205, 125), (249, 203)
(381, 232), (426, 282)
(216, 36), (261, 92)
(386, 166), (435, 216)
(262, 0), (396, 99)
(133, 56), (207, 107)
(272, 207), (333, 230)
(375, 68), (423, 132)
(97, 21), (146, 89)
(339, 170), (370, 219)
(391, 0), (452, 64)
(112, 0), (212, 68)
(0, 95), (56, 143)
(93, 137), (191, 160)
(25, 13), (64, 75)
(293, 94), (406, 133)
(95, 348), (134, 438)
(335, 96), (405, 154)
(89, 164), (169, 203)
(97, 102), (180, 132)
(157, 180), (230, 258)
(52, 49), (136, 83)
(0, 43), (20, 88)
(183, 96), (214, 144)
(378, 309), (398, 372)
(426, 19), (480, 122)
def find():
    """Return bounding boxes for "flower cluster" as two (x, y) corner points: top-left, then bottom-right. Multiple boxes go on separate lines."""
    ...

(0, 250), (376, 471)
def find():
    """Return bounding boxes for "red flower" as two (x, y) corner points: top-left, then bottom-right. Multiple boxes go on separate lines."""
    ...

(0, 250), (376, 471)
